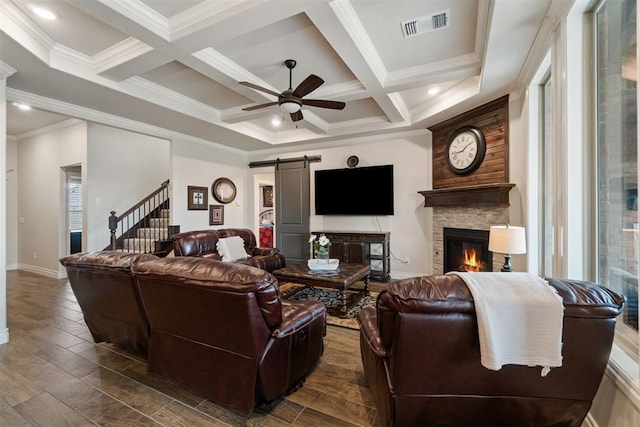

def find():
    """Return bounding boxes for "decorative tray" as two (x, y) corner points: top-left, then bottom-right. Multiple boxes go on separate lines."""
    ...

(307, 259), (340, 271)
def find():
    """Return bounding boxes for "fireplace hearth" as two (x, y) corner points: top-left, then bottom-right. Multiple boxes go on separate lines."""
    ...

(443, 227), (492, 273)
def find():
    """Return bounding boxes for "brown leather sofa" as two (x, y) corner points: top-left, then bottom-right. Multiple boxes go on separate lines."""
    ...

(59, 251), (157, 355)
(357, 274), (625, 427)
(131, 256), (326, 415)
(172, 228), (286, 272)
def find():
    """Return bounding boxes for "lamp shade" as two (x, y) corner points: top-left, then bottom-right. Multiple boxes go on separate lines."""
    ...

(488, 225), (526, 254)
(280, 100), (301, 113)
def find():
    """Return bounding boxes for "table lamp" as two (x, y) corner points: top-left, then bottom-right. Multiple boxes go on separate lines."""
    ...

(488, 225), (526, 272)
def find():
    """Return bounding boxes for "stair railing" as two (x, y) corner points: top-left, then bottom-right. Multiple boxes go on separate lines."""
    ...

(106, 179), (170, 252)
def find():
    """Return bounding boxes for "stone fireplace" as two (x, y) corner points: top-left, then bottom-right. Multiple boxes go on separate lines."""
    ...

(433, 206), (509, 274)
(421, 96), (514, 274)
(443, 227), (492, 272)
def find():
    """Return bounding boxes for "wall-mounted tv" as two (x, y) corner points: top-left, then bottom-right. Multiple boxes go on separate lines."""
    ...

(315, 165), (394, 215)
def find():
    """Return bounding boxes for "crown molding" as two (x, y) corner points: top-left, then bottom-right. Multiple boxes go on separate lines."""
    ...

(475, 0), (492, 62)
(100, 0), (170, 40)
(193, 48), (275, 93)
(0, 60), (17, 79)
(6, 88), (246, 155)
(385, 53), (482, 88)
(329, 0), (387, 85)
(248, 127), (429, 159)
(0, 0), (55, 63)
(126, 76), (221, 122)
(14, 118), (83, 140)
(169, 0), (264, 41)
(515, 0), (575, 94)
(94, 37), (153, 74)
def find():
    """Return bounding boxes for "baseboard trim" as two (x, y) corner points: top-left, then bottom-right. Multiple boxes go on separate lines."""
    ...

(18, 263), (60, 279)
(0, 328), (9, 345)
(6, 263), (17, 271)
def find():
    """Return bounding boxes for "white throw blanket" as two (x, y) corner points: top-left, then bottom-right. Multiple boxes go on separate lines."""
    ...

(448, 272), (564, 376)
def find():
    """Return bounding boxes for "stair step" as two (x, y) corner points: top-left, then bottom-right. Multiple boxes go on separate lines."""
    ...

(123, 238), (156, 253)
(137, 227), (168, 240)
(115, 207), (171, 254)
(149, 218), (170, 228)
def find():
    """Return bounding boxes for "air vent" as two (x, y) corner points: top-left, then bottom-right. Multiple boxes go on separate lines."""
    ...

(401, 10), (450, 38)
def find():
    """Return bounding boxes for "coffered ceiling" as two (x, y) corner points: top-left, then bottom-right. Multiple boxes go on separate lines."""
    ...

(1, 0), (558, 151)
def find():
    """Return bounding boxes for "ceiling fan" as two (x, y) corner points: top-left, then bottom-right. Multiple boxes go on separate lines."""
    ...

(239, 59), (345, 122)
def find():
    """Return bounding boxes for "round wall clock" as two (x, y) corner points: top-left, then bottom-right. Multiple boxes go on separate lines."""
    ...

(445, 125), (486, 175)
(211, 177), (237, 204)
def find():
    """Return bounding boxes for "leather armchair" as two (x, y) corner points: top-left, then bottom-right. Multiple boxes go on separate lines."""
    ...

(357, 274), (625, 427)
(59, 251), (157, 355)
(132, 256), (326, 415)
(172, 228), (286, 272)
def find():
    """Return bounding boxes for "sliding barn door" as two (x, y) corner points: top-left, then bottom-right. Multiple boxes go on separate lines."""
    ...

(275, 160), (310, 265)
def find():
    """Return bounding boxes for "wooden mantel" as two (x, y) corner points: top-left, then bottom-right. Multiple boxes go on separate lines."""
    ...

(419, 183), (515, 208)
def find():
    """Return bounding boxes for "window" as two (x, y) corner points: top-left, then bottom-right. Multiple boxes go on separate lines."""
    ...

(541, 74), (555, 277)
(595, 0), (638, 377)
(68, 173), (82, 232)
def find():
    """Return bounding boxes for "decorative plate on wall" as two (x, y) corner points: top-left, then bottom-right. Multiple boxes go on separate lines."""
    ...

(211, 178), (237, 204)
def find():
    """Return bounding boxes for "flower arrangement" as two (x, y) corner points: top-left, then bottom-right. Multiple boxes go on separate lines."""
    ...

(309, 233), (331, 258)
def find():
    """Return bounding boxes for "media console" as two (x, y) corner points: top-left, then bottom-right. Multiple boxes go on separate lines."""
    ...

(313, 231), (390, 282)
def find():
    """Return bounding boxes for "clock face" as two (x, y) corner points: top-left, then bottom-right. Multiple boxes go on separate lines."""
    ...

(212, 178), (237, 204)
(445, 126), (486, 175)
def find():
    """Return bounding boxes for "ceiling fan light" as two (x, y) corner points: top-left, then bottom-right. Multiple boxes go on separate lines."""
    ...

(280, 101), (301, 113)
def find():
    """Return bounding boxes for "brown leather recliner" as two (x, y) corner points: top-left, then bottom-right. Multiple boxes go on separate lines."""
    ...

(59, 251), (158, 355)
(131, 256), (326, 415)
(357, 275), (625, 427)
(172, 228), (286, 272)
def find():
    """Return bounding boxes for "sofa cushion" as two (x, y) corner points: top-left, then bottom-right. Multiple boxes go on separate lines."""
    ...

(217, 236), (249, 261)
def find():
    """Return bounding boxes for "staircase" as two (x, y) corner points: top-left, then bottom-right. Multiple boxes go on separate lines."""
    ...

(122, 208), (171, 254)
(106, 180), (176, 256)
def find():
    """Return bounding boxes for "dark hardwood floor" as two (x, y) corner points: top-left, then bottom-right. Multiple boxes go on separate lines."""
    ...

(1, 270), (386, 426)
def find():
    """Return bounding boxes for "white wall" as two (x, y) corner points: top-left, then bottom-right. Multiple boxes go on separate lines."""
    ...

(171, 139), (248, 232)
(248, 131), (432, 279)
(6, 135), (17, 270)
(1, 77), (8, 345)
(508, 95), (530, 273)
(85, 124), (170, 253)
(17, 121), (87, 278)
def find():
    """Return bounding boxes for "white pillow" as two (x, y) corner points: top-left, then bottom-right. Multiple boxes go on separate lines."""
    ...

(216, 236), (248, 262)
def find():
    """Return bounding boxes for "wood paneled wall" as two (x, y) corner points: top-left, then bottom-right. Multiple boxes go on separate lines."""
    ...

(430, 95), (509, 189)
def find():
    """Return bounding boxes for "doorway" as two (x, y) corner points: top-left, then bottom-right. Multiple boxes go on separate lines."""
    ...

(255, 172), (275, 248)
(250, 156), (320, 265)
(64, 166), (82, 254)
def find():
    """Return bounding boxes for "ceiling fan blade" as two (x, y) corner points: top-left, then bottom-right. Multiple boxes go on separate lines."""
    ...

(301, 99), (346, 110)
(242, 101), (278, 111)
(292, 74), (324, 98)
(239, 81), (281, 98)
(290, 110), (304, 122)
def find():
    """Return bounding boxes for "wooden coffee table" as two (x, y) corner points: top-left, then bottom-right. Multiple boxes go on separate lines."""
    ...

(272, 263), (371, 318)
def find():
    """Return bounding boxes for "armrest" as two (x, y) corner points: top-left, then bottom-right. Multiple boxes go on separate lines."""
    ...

(357, 307), (389, 358)
(272, 300), (326, 338)
(251, 247), (280, 256)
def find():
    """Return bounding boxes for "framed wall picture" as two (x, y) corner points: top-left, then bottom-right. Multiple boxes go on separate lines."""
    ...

(209, 205), (224, 225)
(188, 186), (208, 210)
(263, 185), (274, 207)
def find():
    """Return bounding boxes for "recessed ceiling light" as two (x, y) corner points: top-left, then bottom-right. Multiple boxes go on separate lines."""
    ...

(31, 6), (57, 20)
(13, 102), (32, 111)
(271, 117), (282, 127)
(428, 86), (441, 96)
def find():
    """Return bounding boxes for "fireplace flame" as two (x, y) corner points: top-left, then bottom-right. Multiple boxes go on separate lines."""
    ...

(463, 248), (481, 272)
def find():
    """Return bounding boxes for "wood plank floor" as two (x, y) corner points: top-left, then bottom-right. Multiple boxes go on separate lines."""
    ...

(1, 270), (386, 426)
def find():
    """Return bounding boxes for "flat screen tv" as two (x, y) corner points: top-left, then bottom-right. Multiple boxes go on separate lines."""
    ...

(315, 165), (394, 215)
